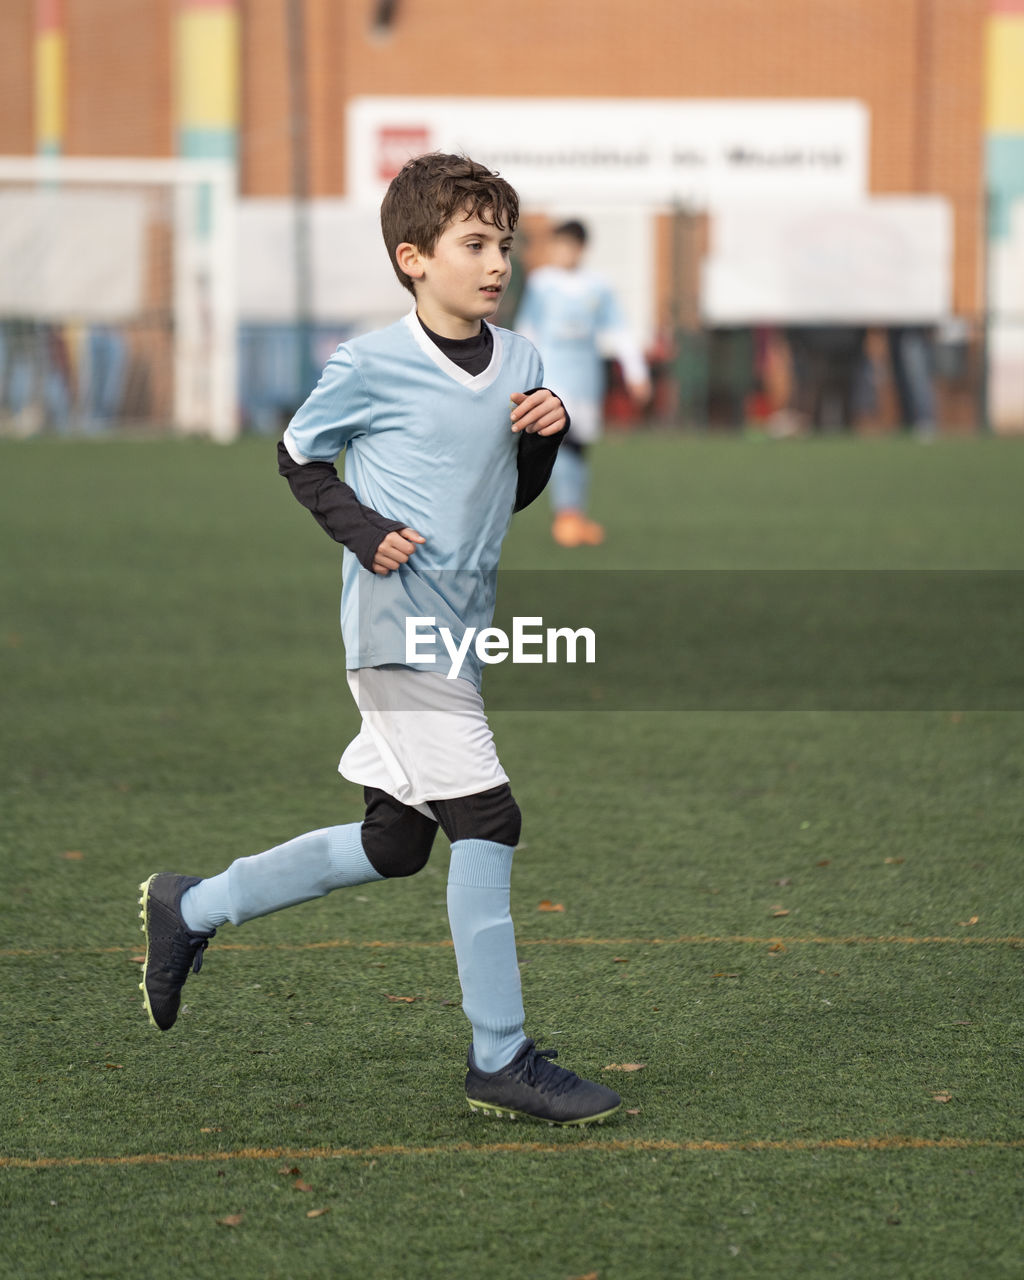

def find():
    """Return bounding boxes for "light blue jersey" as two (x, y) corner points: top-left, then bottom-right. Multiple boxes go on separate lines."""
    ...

(283, 309), (543, 686)
(516, 266), (635, 408)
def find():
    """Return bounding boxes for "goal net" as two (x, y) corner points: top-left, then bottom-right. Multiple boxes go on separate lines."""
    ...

(0, 156), (237, 441)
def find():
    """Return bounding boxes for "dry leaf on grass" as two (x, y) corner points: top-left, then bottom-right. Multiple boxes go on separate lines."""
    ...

(767, 943), (787, 953)
(626, 1108), (641, 1116)
(217, 1213), (244, 1228)
(931, 1092), (953, 1103)
(61, 851), (84, 861)
(279, 1165), (301, 1176)
(771, 908), (790, 918)
(569, 1272), (599, 1280)
(200, 1126), (222, 1133)
(293, 1179), (314, 1192)
(603, 1063), (645, 1072)
(884, 857), (905, 865)
(384, 994), (417, 1003)
(104, 1063), (123, 1070)
(130, 955), (146, 964)
(537, 900), (565, 913)
(306, 1207), (330, 1219)
(612, 957), (629, 964)
(958, 916), (980, 927)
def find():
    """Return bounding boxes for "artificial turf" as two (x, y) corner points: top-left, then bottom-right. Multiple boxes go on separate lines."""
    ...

(1, 433), (1022, 1279)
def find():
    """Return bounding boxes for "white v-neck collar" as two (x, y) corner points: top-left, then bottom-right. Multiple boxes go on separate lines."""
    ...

(403, 307), (503, 391)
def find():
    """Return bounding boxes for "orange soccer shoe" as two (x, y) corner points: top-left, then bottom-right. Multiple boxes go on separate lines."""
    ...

(552, 511), (604, 547)
(577, 517), (605, 546)
(551, 510), (586, 547)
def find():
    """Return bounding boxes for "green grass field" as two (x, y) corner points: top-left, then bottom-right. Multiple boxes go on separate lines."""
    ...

(2, 434), (1023, 1280)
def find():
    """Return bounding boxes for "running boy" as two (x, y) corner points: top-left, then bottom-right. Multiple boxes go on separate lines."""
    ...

(516, 219), (650, 548)
(137, 154), (621, 1128)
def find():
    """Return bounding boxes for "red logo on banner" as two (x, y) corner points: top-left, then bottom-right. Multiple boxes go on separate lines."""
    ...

(377, 126), (431, 181)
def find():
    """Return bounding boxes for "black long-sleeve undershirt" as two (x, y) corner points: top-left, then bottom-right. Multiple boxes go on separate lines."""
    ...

(276, 442), (407, 571)
(513, 423), (567, 510)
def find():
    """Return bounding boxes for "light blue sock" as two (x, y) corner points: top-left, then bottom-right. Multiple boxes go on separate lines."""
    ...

(550, 445), (589, 514)
(180, 822), (383, 931)
(447, 838), (527, 1073)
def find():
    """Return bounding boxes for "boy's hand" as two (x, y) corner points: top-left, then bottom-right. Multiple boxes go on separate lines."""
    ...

(510, 390), (567, 436)
(372, 528), (424, 575)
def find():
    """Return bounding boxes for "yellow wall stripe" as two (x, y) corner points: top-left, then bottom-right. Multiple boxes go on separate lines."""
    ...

(986, 14), (1024, 132)
(176, 8), (239, 131)
(34, 29), (65, 148)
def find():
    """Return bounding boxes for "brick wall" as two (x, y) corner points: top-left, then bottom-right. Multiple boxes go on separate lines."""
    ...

(0, 1), (33, 153)
(0, 0), (987, 310)
(327, 0), (985, 311)
(65, 0), (173, 157)
(240, 0), (291, 193)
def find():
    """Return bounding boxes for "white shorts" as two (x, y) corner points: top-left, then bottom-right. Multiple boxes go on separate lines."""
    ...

(339, 666), (509, 817)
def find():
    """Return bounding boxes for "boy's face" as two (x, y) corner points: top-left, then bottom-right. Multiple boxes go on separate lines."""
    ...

(397, 208), (513, 338)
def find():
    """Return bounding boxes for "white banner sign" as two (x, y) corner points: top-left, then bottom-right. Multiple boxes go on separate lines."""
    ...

(236, 199), (402, 326)
(702, 197), (953, 324)
(347, 97), (868, 208)
(0, 190), (146, 320)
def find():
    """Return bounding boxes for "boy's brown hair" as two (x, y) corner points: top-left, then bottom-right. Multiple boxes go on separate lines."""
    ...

(380, 152), (520, 295)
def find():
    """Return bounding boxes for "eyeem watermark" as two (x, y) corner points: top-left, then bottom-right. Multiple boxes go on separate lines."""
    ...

(406, 615), (596, 680)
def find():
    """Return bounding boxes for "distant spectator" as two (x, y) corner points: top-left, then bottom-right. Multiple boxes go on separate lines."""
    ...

(786, 327), (867, 433)
(887, 326), (937, 439)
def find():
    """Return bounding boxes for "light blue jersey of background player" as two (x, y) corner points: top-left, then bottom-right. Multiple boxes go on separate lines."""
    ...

(516, 220), (649, 546)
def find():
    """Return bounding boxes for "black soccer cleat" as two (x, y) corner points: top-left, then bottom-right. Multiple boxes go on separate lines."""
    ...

(465, 1039), (622, 1127)
(137, 873), (214, 1031)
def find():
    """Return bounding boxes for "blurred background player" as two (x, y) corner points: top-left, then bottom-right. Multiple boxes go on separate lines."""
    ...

(516, 220), (651, 547)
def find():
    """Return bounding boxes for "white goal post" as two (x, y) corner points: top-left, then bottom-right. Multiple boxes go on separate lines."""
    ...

(0, 156), (237, 441)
